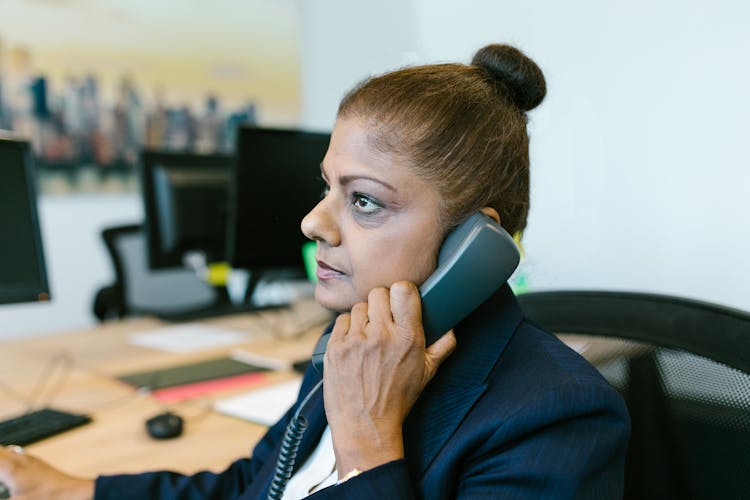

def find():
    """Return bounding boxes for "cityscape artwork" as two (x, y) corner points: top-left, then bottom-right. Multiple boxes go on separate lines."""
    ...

(0, 0), (300, 193)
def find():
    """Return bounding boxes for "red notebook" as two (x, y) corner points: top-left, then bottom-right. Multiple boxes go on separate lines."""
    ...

(118, 357), (271, 402)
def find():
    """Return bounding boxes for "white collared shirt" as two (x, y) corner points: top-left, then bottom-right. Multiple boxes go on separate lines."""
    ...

(281, 425), (338, 499)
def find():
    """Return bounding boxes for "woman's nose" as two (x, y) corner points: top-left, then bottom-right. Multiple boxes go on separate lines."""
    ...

(301, 197), (341, 247)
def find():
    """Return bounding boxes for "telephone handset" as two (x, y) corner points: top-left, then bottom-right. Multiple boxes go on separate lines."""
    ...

(311, 211), (520, 374)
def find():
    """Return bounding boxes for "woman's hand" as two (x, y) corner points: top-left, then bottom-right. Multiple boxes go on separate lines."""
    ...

(323, 281), (457, 477)
(0, 445), (94, 500)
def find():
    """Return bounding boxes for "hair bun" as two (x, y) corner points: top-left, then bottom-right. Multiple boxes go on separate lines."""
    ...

(471, 44), (546, 112)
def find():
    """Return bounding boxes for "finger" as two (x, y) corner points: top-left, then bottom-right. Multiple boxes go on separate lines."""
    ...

(424, 329), (457, 380)
(348, 302), (368, 336)
(329, 313), (351, 344)
(0, 444), (20, 464)
(6, 446), (22, 454)
(0, 448), (9, 475)
(0, 446), (21, 484)
(389, 281), (422, 332)
(366, 287), (392, 326)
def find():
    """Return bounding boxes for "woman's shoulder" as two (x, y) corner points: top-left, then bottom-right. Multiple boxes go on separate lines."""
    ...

(443, 319), (630, 499)
(483, 316), (629, 424)
(512, 319), (611, 382)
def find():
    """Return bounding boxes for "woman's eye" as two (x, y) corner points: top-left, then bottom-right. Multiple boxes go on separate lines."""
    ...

(351, 193), (382, 214)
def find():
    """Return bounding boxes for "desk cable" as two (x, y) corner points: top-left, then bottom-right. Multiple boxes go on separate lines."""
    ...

(0, 351), (213, 423)
(266, 379), (323, 500)
(0, 351), (74, 412)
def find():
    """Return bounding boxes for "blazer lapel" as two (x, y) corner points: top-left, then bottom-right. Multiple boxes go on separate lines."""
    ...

(248, 289), (522, 497)
(245, 369), (328, 500)
(293, 329), (333, 467)
(403, 285), (523, 477)
(295, 381), (328, 465)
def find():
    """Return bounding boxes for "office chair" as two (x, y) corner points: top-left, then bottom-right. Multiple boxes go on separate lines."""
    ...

(93, 224), (219, 321)
(517, 290), (750, 500)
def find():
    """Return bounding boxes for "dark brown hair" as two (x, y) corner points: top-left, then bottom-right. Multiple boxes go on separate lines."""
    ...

(337, 44), (546, 236)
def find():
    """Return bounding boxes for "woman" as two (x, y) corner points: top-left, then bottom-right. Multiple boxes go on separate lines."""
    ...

(0, 43), (629, 499)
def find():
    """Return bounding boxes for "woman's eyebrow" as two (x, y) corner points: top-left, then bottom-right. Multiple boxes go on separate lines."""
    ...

(319, 163), (396, 192)
(339, 175), (396, 192)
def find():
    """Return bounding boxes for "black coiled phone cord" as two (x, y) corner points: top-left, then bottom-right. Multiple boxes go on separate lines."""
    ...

(266, 379), (323, 500)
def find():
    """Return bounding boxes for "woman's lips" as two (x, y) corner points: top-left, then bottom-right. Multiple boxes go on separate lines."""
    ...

(316, 259), (345, 280)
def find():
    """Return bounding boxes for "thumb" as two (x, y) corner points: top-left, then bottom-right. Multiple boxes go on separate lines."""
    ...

(423, 329), (457, 381)
(0, 448), (17, 482)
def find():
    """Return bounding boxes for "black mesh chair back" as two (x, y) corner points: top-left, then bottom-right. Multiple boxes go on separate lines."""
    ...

(95, 224), (218, 319)
(518, 291), (750, 500)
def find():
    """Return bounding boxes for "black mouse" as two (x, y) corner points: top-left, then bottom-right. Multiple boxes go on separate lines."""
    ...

(145, 411), (184, 439)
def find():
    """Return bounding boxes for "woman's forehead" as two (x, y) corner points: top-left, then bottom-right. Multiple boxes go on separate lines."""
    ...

(324, 118), (424, 189)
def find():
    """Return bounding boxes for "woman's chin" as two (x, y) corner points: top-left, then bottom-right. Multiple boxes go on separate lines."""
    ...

(314, 285), (356, 313)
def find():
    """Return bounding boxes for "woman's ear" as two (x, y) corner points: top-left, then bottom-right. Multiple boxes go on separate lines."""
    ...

(479, 207), (501, 225)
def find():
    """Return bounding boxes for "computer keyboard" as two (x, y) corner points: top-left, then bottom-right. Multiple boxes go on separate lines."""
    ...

(0, 407), (92, 446)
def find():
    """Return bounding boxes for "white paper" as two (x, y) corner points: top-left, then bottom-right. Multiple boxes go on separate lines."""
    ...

(128, 323), (251, 353)
(214, 378), (303, 426)
(230, 349), (292, 371)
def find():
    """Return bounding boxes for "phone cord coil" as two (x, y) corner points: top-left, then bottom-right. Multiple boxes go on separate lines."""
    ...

(266, 379), (323, 500)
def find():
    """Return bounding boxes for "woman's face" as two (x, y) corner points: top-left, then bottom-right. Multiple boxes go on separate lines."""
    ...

(301, 117), (444, 312)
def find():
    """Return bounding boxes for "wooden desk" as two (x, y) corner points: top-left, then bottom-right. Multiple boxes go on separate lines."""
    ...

(0, 300), (332, 479)
(0, 301), (636, 481)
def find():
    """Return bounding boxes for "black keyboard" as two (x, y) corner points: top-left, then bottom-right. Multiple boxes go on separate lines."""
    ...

(0, 407), (92, 446)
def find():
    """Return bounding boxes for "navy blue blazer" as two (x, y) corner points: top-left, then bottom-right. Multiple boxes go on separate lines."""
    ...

(95, 286), (630, 499)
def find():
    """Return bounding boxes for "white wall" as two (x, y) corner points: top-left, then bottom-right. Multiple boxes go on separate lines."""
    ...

(3, 1), (748, 341)
(297, 0), (419, 130)
(0, 194), (141, 340)
(299, 0), (750, 311)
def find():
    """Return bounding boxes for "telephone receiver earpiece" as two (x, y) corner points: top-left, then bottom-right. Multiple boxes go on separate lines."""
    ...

(312, 211), (520, 374)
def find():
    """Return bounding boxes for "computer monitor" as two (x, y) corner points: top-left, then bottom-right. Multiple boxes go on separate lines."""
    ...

(140, 150), (232, 270)
(0, 135), (50, 305)
(227, 126), (330, 271)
